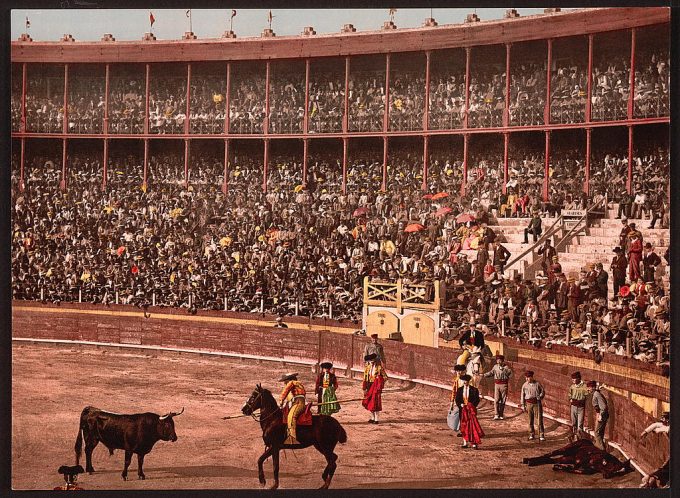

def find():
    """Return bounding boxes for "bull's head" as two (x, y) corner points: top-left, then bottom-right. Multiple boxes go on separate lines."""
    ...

(242, 384), (264, 416)
(157, 407), (184, 442)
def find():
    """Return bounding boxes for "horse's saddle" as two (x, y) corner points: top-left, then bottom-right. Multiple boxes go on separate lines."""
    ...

(281, 402), (314, 426)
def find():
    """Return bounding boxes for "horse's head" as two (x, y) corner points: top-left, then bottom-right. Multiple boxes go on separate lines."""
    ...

(242, 384), (265, 416)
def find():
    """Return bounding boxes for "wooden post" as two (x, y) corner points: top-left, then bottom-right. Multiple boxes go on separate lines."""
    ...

(103, 139), (109, 191)
(264, 61), (271, 134)
(422, 136), (429, 191)
(185, 63), (191, 135)
(61, 139), (67, 191)
(19, 138), (25, 192)
(625, 336), (631, 357)
(263, 139), (269, 192)
(20, 62), (27, 133)
(143, 139), (149, 188)
(104, 63), (110, 134)
(461, 134), (469, 196)
(63, 64), (69, 134)
(223, 139), (229, 194)
(382, 136), (388, 192)
(303, 138), (308, 184)
(184, 139), (190, 187)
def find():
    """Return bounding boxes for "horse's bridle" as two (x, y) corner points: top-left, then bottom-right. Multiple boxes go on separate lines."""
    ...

(246, 388), (282, 423)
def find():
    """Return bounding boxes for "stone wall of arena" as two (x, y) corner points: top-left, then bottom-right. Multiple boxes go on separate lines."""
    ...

(12, 302), (669, 473)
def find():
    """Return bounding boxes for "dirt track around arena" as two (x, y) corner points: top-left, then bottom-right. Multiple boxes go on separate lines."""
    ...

(12, 342), (641, 490)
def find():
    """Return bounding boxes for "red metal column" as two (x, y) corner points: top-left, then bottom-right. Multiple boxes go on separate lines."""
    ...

(184, 63), (191, 188)
(304, 59), (310, 134)
(265, 61), (271, 134)
(424, 51), (431, 131)
(383, 54), (391, 132)
(461, 134), (469, 195)
(585, 128), (591, 195)
(504, 43), (511, 127)
(543, 131), (550, 201)
(61, 139), (67, 191)
(224, 63), (231, 134)
(102, 64), (110, 190)
(222, 139), (229, 195)
(627, 126), (633, 193)
(586, 34), (593, 123)
(422, 136), (429, 191)
(185, 63), (191, 135)
(342, 138), (348, 194)
(19, 138), (25, 191)
(503, 132), (509, 194)
(20, 63), (26, 133)
(184, 140), (190, 187)
(628, 28), (636, 120)
(343, 57), (350, 133)
(143, 139), (149, 187)
(263, 139), (269, 192)
(303, 138), (308, 184)
(464, 48), (471, 129)
(144, 64), (150, 135)
(102, 139), (108, 191)
(104, 64), (110, 134)
(63, 64), (69, 134)
(382, 136), (388, 192)
(545, 39), (552, 125)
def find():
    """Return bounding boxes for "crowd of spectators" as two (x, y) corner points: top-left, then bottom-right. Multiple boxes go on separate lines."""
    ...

(14, 49), (668, 137)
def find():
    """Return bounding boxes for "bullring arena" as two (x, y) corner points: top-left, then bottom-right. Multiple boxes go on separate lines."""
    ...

(11, 304), (666, 489)
(11, 6), (671, 491)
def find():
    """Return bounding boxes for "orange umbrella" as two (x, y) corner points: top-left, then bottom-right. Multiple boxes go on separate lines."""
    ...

(432, 192), (449, 200)
(404, 223), (426, 233)
(423, 193), (434, 200)
(435, 207), (453, 217)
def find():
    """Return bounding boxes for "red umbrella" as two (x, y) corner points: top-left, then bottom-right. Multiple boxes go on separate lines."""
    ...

(432, 192), (449, 200)
(456, 213), (476, 224)
(353, 207), (369, 217)
(423, 193), (434, 200)
(435, 207), (453, 217)
(404, 223), (426, 233)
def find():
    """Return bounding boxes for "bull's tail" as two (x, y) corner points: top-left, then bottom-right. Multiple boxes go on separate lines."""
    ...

(75, 406), (94, 465)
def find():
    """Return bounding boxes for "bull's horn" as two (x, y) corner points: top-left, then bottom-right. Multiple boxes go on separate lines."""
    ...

(173, 407), (185, 417)
(160, 407), (184, 420)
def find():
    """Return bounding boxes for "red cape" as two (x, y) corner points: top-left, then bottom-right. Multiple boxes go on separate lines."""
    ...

(362, 374), (385, 412)
(460, 404), (485, 444)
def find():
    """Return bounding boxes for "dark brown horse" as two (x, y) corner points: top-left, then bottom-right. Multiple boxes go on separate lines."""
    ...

(522, 439), (633, 479)
(241, 384), (347, 489)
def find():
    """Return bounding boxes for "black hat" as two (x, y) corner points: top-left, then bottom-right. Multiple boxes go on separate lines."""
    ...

(586, 380), (597, 388)
(571, 371), (582, 379)
(496, 354), (505, 360)
(370, 333), (379, 338)
(279, 373), (298, 382)
(319, 362), (333, 370)
(364, 353), (377, 362)
(454, 364), (467, 372)
(525, 370), (534, 377)
(460, 374), (472, 381)
(613, 247), (622, 253)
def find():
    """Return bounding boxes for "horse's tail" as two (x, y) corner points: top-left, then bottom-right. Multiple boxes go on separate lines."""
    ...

(337, 422), (348, 444)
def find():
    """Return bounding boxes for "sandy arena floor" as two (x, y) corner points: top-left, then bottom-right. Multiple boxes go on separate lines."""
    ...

(12, 342), (641, 490)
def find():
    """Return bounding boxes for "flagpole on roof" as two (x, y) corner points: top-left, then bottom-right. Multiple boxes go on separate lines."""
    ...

(230, 9), (236, 32)
(186, 9), (192, 34)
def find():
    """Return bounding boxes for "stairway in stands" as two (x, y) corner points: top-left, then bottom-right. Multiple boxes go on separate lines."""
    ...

(559, 204), (670, 296)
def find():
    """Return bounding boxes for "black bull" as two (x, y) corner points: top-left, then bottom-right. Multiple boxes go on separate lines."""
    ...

(75, 406), (183, 480)
(522, 439), (633, 479)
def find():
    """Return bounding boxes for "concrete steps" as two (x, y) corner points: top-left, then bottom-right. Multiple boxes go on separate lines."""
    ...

(567, 243), (669, 254)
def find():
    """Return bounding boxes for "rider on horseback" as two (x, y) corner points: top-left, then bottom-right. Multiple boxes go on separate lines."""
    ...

(457, 323), (485, 366)
(279, 373), (306, 444)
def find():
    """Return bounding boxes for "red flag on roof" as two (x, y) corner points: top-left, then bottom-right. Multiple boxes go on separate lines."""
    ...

(150, 11), (155, 27)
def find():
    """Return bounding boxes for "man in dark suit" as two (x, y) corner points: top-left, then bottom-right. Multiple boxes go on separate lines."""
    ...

(537, 239), (556, 274)
(642, 242), (662, 283)
(455, 374), (483, 449)
(492, 240), (512, 273)
(594, 262), (609, 300)
(610, 247), (628, 298)
(523, 213), (542, 244)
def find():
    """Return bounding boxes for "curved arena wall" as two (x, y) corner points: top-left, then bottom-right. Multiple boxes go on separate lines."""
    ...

(12, 301), (668, 474)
